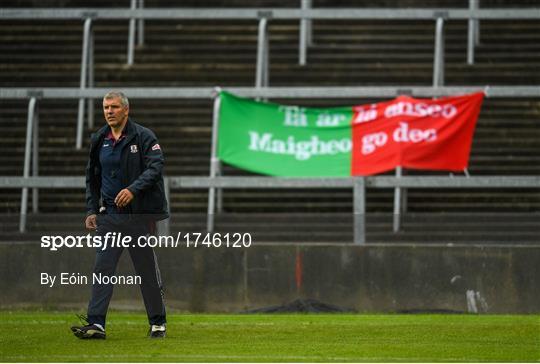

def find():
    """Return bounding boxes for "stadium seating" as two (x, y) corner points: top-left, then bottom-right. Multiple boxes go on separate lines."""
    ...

(0, 0), (539, 244)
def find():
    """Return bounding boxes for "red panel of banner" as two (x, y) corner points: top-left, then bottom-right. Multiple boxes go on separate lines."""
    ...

(351, 92), (484, 176)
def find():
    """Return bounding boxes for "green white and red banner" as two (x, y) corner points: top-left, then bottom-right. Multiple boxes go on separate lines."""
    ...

(217, 91), (484, 176)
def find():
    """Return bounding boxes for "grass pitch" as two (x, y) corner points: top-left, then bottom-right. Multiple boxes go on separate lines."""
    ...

(0, 311), (538, 362)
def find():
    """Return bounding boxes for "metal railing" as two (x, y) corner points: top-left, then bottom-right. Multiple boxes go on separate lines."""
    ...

(2, 176), (540, 244)
(2, 86), (538, 99)
(468, 0), (480, 65)
(299, 0), (312, 66)
(3, 6), (538, 67)
(2, 85), (539, 233)
(19, 97), (39, 233)
(1, 85), (538, 156)
(78, 17), (94, 145)
(2, 6), (539, 147)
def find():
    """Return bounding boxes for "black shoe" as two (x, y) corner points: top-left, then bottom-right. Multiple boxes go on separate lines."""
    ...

(149, 324), (166, 338)
(71, 314), (106, 339)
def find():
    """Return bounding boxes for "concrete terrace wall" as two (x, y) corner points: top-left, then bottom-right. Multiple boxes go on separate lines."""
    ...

(1, 244), (538, 313)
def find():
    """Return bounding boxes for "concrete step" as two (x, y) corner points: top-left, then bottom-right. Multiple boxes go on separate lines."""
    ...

(1, 0), (539, 242)
(1, 188), (538, 215)
(1, 212), (538, 244)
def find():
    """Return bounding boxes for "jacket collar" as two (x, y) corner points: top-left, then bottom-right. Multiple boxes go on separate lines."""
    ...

(96, 118), (136, 139)
(124, 118), (137, 138)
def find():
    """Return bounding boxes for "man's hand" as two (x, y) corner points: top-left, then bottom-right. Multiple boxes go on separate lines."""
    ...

(85, 214), (97, 230)
(115, 188), (134, 208)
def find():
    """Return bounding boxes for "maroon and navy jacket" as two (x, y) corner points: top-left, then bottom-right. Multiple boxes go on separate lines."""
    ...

(85, 118), (169, 221)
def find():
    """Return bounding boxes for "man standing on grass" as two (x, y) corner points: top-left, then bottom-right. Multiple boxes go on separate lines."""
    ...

(71, 91), (168, 339)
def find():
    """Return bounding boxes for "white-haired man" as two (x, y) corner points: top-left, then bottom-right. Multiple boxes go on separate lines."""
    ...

(71, 91), (168, 339)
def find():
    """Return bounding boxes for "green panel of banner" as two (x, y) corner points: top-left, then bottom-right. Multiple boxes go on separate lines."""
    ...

(218, 91), (353, 177)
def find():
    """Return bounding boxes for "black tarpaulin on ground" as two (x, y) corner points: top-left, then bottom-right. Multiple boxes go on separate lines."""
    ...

(244, 298), (356, 313)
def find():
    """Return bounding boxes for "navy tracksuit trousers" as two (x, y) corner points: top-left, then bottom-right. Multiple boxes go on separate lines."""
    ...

(87, 210), (166, 328)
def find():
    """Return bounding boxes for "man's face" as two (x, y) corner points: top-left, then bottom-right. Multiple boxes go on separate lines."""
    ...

(103, 97), (129, 128)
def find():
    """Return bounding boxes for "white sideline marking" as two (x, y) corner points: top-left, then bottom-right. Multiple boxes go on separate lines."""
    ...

(2, 353), (478, 362)
(0, 319), (414, 327)
(3, 320), (368, 328)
